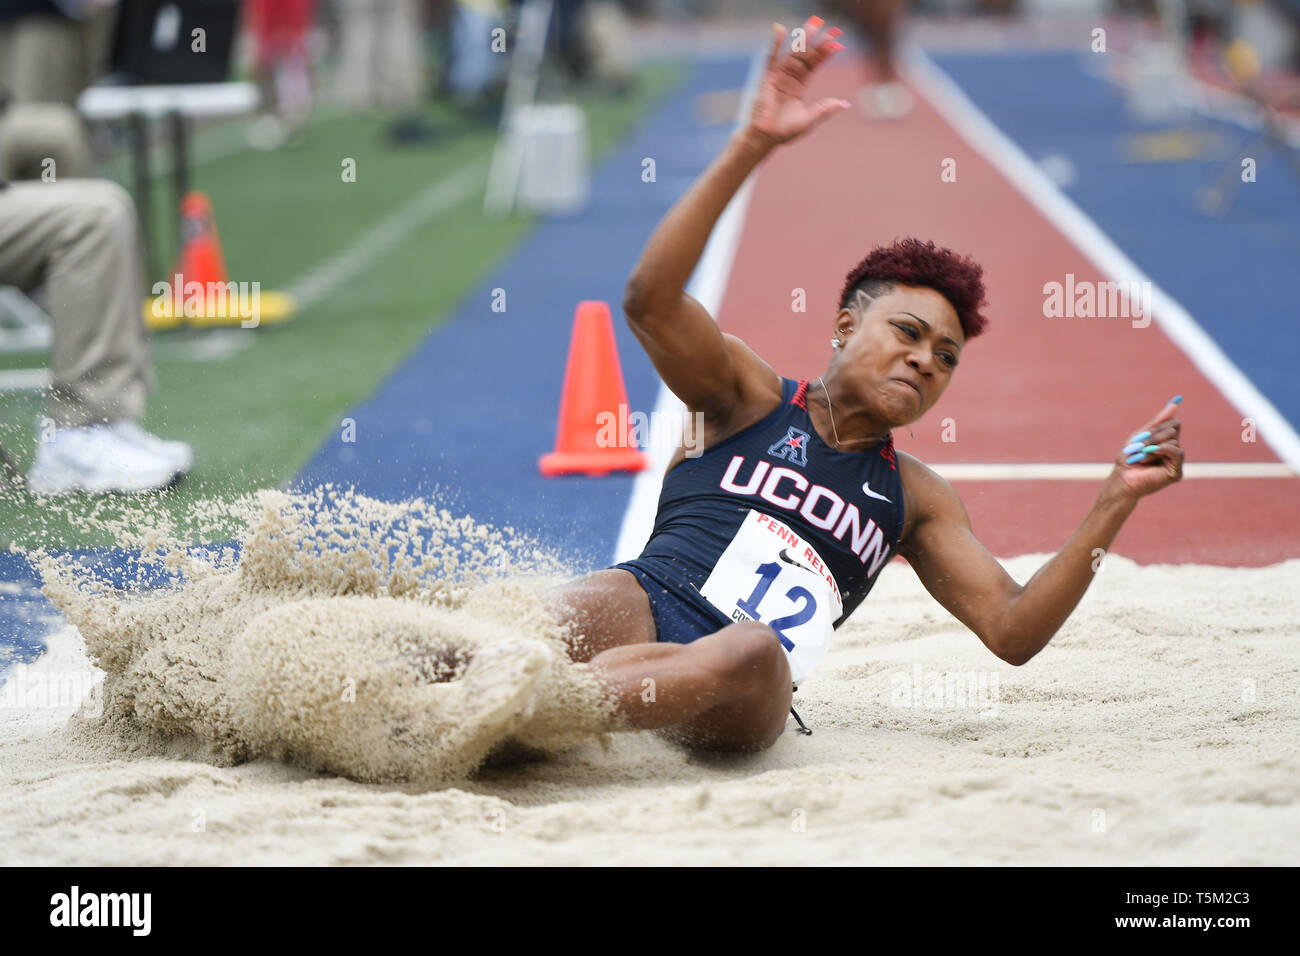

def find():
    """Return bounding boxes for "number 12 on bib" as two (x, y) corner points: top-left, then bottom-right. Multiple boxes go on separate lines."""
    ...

(699, 510), (843, 684)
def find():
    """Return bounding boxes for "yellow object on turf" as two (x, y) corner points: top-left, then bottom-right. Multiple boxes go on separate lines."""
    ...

(144, 289), (296, 331)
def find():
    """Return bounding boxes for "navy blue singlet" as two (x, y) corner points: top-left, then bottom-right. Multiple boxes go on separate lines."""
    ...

(614, 377), (905, 677)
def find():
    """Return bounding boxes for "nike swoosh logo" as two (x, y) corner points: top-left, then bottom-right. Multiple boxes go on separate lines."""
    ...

(862, 481), (891, 503)
(778, 548), (816, 574)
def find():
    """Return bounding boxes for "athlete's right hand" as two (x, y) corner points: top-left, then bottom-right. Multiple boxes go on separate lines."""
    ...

(743, 17), (851, 150)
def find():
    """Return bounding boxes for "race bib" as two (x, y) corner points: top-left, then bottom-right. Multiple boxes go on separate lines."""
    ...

(699, 509), (843, 685)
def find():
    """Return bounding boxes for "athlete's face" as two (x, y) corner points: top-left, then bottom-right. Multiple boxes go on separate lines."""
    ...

(830, 284), (963, 424)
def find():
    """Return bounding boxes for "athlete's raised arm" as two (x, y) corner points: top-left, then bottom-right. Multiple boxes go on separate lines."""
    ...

(622, 17), (851, 421)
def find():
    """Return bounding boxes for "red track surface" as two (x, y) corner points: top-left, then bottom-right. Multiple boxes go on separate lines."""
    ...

(715, 60), (1300, 566)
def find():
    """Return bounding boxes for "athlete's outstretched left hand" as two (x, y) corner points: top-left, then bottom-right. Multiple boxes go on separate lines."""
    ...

(1106, 396), (1185, 500)
(745, 17), (851, 149)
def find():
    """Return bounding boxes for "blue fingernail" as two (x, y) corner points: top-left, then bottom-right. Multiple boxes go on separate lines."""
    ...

(1142, 444), (1159, 454)
(1129, 430), (1151, 443)
(1170, 395), (1183, 405)
(1126, 451), (1148, 464)
(1123, 441), (1144, 454)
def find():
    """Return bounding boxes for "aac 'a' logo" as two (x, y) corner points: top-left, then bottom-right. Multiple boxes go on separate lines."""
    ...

(767, 426), (810, 467)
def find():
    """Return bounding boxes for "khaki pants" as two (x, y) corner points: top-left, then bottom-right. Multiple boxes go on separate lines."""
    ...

(0, 102), (92, 181)
(0, 10), (116, 106)
(334, 0), (427, 110)
(0, 180), (153, 427)
(0, 10), (115, 183)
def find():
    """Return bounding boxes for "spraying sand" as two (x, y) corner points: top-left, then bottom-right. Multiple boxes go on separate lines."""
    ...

(1, 488), (1297, 864)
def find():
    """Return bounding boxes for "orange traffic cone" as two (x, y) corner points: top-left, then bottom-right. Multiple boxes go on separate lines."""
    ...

(145, 191), (228, 329)
(176, 191), (229, 289)
(539, 301), (650, 477)
(144, 191), (295, 330)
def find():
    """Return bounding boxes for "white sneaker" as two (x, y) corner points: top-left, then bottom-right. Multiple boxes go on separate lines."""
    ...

(110, 420), (193, 477)
(27, 423), (180, 495)
(245, 113), (288, 151)
(857, 82), (914, 121)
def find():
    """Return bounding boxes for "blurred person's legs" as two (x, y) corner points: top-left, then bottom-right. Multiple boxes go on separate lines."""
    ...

(508, 0), (593, 84)
(0, 5), (115, 174)
(428, 0), (458, 98)
(579, 1), (636, 94)
(0, 102), (92, 181)
(0, 4), (116, 103)
(376, 0), (426, 109)
(445, 0), (508, 109)
(823, 0), (913, 120)
(552, 0), (590, 81)
(336, 0), (428, 112)
(246, 0), (318, 148)
(0, 180), (191, 494)
(378, 0), (439, 141)
(336, 0), (379, 109)
(0, 11), (88, 106)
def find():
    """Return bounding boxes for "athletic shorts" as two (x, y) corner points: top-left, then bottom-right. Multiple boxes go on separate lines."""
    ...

(612, 558), (732, 646)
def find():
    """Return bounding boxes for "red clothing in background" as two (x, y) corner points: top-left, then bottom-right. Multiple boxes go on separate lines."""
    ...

(246, 0), (317, 68)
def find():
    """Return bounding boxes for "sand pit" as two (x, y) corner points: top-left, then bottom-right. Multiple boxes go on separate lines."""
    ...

(1, 488), (1297, 865)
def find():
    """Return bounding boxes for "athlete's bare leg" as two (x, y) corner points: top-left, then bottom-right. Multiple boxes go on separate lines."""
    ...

(541, 569), (657, 661)
(543, 571), (793, 751)
(587, 624), (793, 751)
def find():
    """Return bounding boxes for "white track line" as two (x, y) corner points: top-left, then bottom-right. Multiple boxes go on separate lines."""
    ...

(613, 49), (767, 564)
(933, 462), (1293, 481)
(285, 161), (484, 309)
(904, 47), (1300, 475)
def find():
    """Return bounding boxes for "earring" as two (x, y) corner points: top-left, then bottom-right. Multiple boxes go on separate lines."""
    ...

(831, 338), (841, 349)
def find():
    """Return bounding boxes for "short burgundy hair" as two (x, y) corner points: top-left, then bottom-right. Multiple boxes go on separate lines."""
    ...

(838, 238), (989, 340)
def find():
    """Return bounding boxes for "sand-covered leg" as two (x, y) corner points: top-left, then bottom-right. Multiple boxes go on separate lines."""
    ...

(227, 598), (553, 785)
